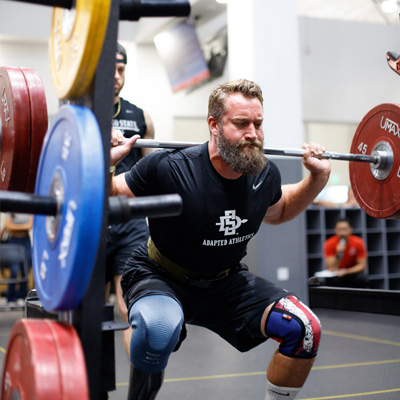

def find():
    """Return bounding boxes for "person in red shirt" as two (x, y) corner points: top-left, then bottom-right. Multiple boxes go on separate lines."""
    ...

(323, 218), (368, 288)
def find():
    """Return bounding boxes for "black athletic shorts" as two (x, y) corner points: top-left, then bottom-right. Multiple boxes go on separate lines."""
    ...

(121, 242), (291, 352)
(106, 219), (149, 282)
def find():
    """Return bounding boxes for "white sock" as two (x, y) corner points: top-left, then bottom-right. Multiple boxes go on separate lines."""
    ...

(265, 379), (301, 400)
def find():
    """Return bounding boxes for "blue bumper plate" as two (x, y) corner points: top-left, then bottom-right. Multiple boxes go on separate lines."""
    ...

(33, 105), (105, 311)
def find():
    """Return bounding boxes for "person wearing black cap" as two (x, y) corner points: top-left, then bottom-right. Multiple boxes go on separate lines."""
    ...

(106, 42), (155, 356)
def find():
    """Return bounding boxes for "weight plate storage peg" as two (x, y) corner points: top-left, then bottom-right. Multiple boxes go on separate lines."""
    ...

(349, 103), (400, 219)
(0, 66), (31, 191)
(33, 105), (105, 311)
(49, 0), (112, 100)
(1, 319), (89, 400)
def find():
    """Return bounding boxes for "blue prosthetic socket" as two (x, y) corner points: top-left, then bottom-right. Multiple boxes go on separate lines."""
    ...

(265, 295), (321, 359)
(129, 295), (184, 373)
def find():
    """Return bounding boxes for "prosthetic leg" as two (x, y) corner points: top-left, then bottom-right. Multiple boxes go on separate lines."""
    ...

(127, 295), (184, 400)
(127, 365), (164, 400)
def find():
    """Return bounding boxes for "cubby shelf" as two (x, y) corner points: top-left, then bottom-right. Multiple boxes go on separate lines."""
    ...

(305, 206), (400, 290)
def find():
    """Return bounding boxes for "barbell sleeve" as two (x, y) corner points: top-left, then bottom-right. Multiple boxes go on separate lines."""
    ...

(0, 191), (59, 216)
(119, 0), (190, 21)
(132, 139), (380, 164)
(0, 191), (182, 221)
(108, 194), (183, 224)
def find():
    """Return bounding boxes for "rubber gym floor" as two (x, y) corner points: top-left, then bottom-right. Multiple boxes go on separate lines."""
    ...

(0, 304), (399, 400)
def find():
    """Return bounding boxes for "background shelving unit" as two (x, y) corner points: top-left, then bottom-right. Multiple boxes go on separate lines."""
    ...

(305, 206), (400, 290)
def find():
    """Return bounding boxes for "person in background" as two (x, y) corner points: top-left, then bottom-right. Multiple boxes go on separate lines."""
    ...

(323, 218), (368, 288)
(0, 213), (33, 307)
(110, 79), (331, 400)
(106, 42), (155, 356)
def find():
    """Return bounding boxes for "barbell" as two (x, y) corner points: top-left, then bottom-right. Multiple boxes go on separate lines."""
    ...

(131, 139), (385, 164)
(128, 102), (400, 221)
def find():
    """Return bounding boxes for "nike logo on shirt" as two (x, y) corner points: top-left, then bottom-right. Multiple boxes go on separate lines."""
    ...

(252, 181), (263, 190)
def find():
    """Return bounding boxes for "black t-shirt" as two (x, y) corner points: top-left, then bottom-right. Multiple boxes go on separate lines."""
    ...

(125, 142), (282, 274)
(109, 98), (148, 238)
(112, 97), (147, 175)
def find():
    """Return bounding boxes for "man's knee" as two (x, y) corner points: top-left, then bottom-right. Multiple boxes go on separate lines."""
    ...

(129, 295), (184, 373)
(265, 295), (321, 359)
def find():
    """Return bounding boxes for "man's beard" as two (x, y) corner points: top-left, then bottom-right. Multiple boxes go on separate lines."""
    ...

(114, 86), (122, 97)
(217, 127), (267, 175)
(114, 81), (124, 98)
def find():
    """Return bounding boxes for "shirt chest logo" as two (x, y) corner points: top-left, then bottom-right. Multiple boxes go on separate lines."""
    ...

(112, 119), (140, 132)
(349, 247), (357, 256)
(216, 210), (248, 236)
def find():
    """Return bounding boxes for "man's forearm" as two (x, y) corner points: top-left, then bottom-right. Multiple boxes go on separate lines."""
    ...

(341, 262), (366, 276)
(326, 257), (339, 271)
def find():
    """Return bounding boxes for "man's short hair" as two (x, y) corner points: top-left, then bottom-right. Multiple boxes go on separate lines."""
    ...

(335, 218), (352, 227)
(207, 79), (263, 123)
(116, 42), (127, 64)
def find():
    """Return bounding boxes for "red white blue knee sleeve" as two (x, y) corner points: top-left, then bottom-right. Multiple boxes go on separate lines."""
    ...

(265, 295), (321, 359)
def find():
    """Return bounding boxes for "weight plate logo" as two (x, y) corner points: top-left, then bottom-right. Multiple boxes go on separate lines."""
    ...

(1, 87), (10, 125)
(380, 116), (400, 139)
